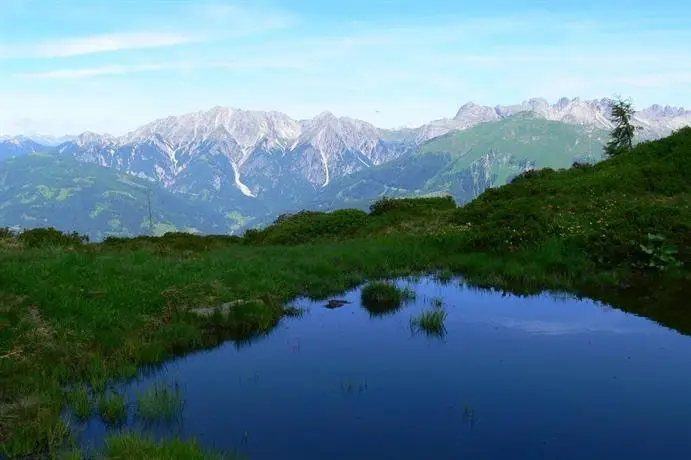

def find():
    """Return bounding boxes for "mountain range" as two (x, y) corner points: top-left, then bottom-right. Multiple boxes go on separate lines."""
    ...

(1, 97), (689, 239)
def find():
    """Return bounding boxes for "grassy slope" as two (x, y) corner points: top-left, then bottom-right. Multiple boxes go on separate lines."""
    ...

(0, 128), (690, 456)
(314, 114), (607, 209)
(0, 153), (238, 240)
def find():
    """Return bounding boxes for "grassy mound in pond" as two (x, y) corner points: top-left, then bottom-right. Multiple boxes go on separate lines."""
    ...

(1, 129), (690, 456)
(361, 282), (406, 316)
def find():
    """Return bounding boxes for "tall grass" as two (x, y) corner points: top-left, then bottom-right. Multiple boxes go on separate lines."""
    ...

(411, 309), (448, 337)
(136, 381), (185, 422)
(65, 386), (92, 420)
(104, 433), (244, 459)
(96, 392), (127, 425)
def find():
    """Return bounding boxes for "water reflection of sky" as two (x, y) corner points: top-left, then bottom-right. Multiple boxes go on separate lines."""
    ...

(72, 277), (691, 460)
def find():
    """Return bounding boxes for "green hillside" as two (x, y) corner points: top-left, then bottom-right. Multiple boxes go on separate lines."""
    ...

(314, 114), (608, 209)
(0, 153), (240, 240)
(251, 125), (691, 278)
(454, 125), (691, 270)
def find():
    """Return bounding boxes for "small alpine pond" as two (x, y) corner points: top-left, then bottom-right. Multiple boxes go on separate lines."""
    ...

(67, 276), (691, 459)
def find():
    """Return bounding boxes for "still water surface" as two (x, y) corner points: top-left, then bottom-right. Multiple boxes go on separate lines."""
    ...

(74, 277), (691, 459)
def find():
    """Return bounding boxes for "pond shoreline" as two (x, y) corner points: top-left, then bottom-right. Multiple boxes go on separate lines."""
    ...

(1, 234), (687, 457)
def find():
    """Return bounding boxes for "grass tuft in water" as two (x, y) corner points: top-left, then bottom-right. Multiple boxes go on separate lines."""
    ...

(104, 432), (243, 459)
(96, 392), (127, 425)
(401, 286), (417, 302)
(65, 385), (92, 420)
(430, 297), (444, 308)
(136, 381), (185, 422)
(411, 308), (448, 337)
(361, 282), (405, 316)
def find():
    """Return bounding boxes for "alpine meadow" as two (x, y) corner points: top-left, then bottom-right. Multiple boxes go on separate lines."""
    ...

(2, 1), (691, 458)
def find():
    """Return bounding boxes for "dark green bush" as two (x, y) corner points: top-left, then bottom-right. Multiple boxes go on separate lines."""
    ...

(102, 232), (240, 251)
(17, 227), (89, 248)
(369, 195), (456, 216)
(508, 167), (556, 184)
(244, 209), (369, 245)
(0, 227), (16, 240)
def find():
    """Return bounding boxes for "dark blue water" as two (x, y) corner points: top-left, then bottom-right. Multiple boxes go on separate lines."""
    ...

(71, 277), (691, 459)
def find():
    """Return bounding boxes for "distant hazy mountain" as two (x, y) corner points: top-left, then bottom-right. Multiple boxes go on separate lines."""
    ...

(0, 136), (45, 162)
(0, 153), (236, 240)
(1, 96), (688, 238)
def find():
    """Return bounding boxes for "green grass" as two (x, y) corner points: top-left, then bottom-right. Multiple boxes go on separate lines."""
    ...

(104, 433), (243, 459)
(361, 282), (405, 316)
(410, 308), (448, 337)
(59, 449), (83, 460)
(1, 128), (690, 456)
(136, 381), (185, 422)
(96, 392), (127, 425)
(401, 287), (417, 302)
(437, 269), (454, 284)
(65, 385), (92, 420)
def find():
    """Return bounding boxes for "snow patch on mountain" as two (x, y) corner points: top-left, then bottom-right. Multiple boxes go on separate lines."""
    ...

(230, 161), (255, 197)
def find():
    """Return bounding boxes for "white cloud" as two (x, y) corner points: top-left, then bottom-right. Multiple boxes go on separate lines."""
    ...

(15, 64), (166, 80)
(614, 72), (691, 87)
(0, 32), (197, 59)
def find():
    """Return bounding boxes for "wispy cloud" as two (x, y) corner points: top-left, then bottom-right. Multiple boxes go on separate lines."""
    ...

(0, 32), (197, 59)
(614, 72), (691, 87)
(15, 64), (166, 80)
(15, 58), (307, 80)
(0, 2), (295, 60)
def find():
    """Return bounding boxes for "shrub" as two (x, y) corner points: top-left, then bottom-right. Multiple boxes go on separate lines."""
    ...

(244, 209), (368, 245)
(508, 167), (556, 184)
(369, 195), (456, 216)
(0, 227), (16, 240)
(17, 227), (88, 248)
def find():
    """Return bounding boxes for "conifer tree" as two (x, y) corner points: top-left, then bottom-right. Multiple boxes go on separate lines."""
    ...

(605, 96), (640, 157)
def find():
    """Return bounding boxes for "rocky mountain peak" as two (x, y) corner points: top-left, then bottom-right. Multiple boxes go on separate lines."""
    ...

(75, 131), (115, 146)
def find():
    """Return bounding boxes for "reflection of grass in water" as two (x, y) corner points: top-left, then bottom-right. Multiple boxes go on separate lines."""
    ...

(96, 392), (127, 425)
(136, 381), (184, 422)
(60, 449), (83, 460)
(283, 305), (306, 317)
(437, 270), (454, 284)
(401, 287), (416, 302)
(340, 380), (369, 394)
(104, 432), (246, 459)
(65, 385), (92, 420)
(430, 297), (444, 308)
(410, 309), (448, 337)
(361, 282), (406, 316)
(463, 404), (478, 428)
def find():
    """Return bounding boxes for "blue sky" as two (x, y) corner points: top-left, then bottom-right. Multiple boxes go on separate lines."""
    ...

(1, 0), (690, 135)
